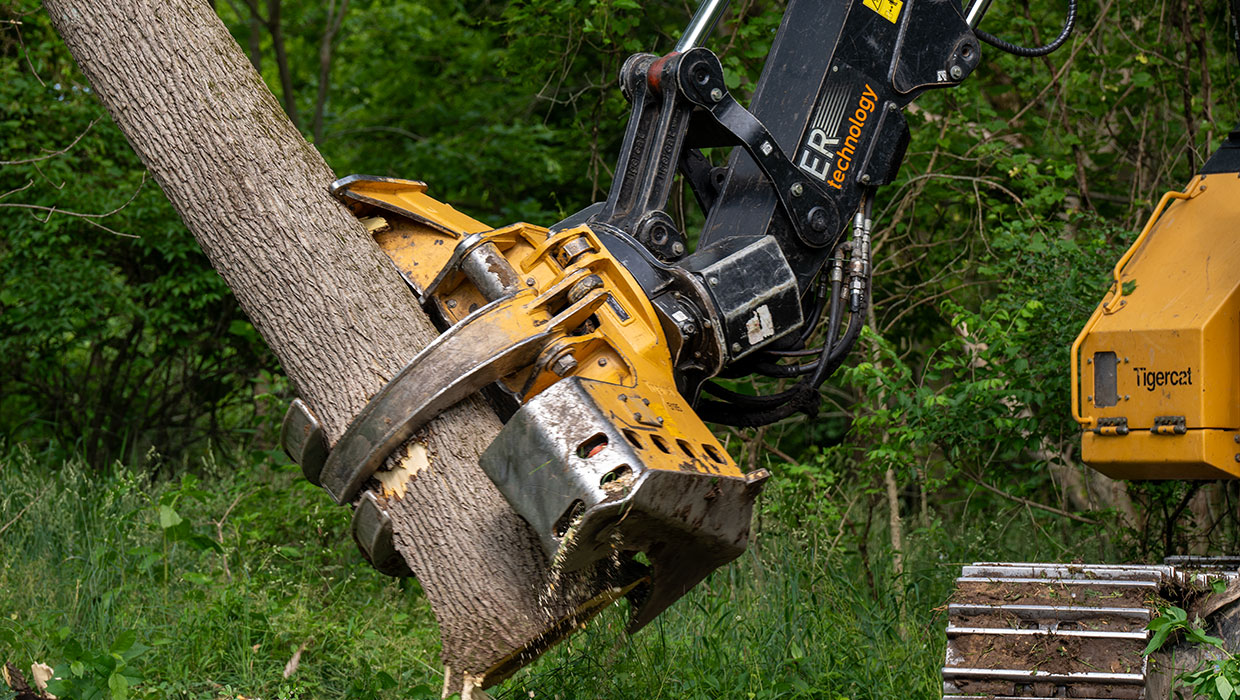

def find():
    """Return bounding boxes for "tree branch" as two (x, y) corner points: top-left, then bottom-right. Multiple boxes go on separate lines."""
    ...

(966, 472), (1100, 525)
(0, 116), (101, 165)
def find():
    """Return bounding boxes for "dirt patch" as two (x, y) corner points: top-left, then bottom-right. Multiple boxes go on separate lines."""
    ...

(950, 629), (1143, 674)
(952, 580), (1152, 607)
(954, 609), (1146, 633)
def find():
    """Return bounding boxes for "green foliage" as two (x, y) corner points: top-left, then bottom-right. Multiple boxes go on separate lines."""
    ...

(1144, 588), (1240, 700)
(286, 0), (785, 225)
(7, 0), (1240, 693)
(2, 446), (1102, 700)
(0, 4), (277, 468)
(747, 0), (1240, 547)
(0, 444), (443, 698)
(44, 629), (148, 700)
(836, 217), (1128, 490)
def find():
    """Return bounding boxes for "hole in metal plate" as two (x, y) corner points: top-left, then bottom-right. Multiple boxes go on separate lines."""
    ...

(576, 433), (608, 458)
(554, 500), (585, 538)
(650, 434), (671, 454)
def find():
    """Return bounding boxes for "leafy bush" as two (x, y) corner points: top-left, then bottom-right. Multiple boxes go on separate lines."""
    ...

(1144, 585), (1240, 700)
(0, 5), (278, 468)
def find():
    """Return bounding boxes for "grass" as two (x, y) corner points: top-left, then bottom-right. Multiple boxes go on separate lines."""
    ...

(0, 443), (1111, 699)
(0, 446), (442, 699)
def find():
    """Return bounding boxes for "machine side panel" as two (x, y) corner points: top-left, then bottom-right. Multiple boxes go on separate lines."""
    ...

(1081, 175), (1240, 431)
(1077, 174), (1240, 479)
(1083, 429), (1240, 480)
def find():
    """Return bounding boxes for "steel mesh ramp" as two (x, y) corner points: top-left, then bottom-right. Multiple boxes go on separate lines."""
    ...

(941, 563), (1165, 700)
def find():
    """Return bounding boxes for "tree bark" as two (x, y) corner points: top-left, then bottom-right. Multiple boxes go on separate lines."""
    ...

(41, 0), (625, 692)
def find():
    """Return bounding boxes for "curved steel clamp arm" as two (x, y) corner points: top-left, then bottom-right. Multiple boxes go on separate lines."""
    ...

(280, 291), (553, 506)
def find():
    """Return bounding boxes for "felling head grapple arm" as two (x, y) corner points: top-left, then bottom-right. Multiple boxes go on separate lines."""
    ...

(279, 0), (1073, 647)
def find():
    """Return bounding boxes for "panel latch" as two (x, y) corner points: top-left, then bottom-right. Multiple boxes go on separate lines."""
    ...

(1095, 416), (1129, 436)
(1152, 415), (1187, 435)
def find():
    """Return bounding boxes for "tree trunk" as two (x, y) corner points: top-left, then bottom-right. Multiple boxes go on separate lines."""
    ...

(41, 0), (627, 692)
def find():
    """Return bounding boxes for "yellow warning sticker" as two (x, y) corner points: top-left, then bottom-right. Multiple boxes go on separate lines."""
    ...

(863, 0), (903, 23)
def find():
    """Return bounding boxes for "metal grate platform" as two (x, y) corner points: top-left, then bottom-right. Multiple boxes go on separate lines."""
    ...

(942, 563), (1167, 700)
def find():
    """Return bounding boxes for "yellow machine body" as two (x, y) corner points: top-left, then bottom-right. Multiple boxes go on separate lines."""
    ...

(1073, 174), (1240, 479)
(328, 175), (770, 636)
(336, 176), (745, 481)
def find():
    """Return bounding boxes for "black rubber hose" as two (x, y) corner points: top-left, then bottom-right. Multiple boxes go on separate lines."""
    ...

(808, 194), (872, 388)
(797, 274), (830, 346)
(812, 304), (864, 386)
(760, 346), (823, 358)
(701, 379), (805, 408)
(975, 0), (1076, 57)
(695, 385), (818, 427)
(698, 298), (865, 425)
(820, 273), (846, 361)
(697, 306), (865, 426)
(749, 274), (846, 378)
(749, 359), (816, 378)
(700, 195), (873, 427)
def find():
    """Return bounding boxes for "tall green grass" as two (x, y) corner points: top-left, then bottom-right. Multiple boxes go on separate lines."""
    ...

(0, 446), (442, 699)
(0, 445), (1109, 699)
(502, 483), (1114, 699)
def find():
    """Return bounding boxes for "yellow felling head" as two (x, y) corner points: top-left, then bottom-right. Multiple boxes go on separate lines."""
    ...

(1075, 173), (1240, 479)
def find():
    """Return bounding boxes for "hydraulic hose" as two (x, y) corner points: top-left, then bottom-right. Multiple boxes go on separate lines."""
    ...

(975, 0), (1076, 57)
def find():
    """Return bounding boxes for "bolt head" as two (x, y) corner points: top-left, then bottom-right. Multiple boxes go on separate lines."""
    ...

(710, 87), (724, 102)
(790, 182), (804, 197)
(709, 276), (719, 286)
(860, 173), (872, 184)
(647, 224), (670, 246)
(808, 207), (828, 232)
(681, 322), (696, 336)
(552, 355), (578, 377)
(598, 358), (608, 367)
(731, 342), (742, 354)
(526, 277), (536, 286)
(950, 64), (964, 80)
(671, 241), (685, 256)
